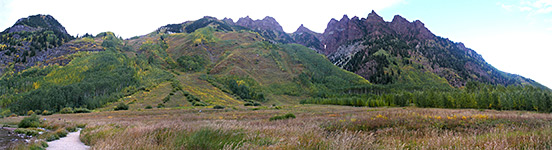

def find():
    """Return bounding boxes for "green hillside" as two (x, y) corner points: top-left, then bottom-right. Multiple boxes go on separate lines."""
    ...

(0, 16), (370, 115)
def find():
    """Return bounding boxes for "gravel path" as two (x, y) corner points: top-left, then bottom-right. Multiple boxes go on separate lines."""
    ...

(47, 129), (89, 150)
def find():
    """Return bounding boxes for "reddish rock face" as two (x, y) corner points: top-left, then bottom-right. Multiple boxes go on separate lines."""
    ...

(322, 15), (367, 55)
(320, 11), (436, 55)
(292, 24), (324, 51)
(236, 16), (284, 32)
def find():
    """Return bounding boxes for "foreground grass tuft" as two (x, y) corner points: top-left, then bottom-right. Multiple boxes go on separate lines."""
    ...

(269, 113), (296, 121)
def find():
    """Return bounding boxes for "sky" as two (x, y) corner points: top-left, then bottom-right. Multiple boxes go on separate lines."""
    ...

(0, 0), (551, 88)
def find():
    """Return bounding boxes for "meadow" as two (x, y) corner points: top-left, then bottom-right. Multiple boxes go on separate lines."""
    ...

(3, 105), (552, 149)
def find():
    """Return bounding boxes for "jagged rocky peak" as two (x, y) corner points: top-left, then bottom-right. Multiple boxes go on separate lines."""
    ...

(391, 15), (409, 24)
(340, 15), (350, 22)
(295, 24), (311, 33)
(3, 14), (68, 34)
(236, 16), (284, 32)
(292, 24), (324, 52)
(366, 10), (384, 23)
(222, 17), (235, 25)
(294, 24), (323, 39)
(390, 15), (434, 39)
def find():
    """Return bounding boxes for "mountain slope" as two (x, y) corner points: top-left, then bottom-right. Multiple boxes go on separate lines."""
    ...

(308, 11), (543, 89)
(0, 14), (78, 75)
(0, 15), (371, 114)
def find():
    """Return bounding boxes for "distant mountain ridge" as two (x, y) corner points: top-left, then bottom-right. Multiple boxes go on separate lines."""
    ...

(303, 11), (542, 88)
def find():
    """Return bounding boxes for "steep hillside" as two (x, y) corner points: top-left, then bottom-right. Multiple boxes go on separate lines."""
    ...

(0, 14), (78, 75)
(0, 31), (172, 114)
(138, 21), (370, 104)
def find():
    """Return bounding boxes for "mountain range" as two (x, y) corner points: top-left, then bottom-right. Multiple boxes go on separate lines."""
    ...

(0, 11), (550, 115)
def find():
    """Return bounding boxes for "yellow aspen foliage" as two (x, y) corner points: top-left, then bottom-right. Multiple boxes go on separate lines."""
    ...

(236, 80), (246, 86)
(33, 82), (40, 89)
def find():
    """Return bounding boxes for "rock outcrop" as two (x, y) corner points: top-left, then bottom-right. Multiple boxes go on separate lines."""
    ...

(292, 24), (324, 52)
(236, 16), (284, 32)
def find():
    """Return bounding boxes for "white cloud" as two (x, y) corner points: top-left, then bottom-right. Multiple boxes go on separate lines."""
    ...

(0, 0), (404, 38)
(501, 4), (514, 11)
(518, 0), (552, 14)
(520, 6), (533, 11)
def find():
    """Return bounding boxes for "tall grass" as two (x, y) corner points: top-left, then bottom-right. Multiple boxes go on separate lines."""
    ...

(4, 105), (552, 149)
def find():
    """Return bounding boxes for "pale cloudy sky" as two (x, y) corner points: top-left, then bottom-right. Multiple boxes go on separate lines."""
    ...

(0, 0), (551, 88)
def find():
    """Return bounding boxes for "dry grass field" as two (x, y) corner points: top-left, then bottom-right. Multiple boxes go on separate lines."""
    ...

(3, 105), (552, 149)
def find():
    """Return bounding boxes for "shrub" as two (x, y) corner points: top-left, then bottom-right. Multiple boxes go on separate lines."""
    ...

(269, 113), (296, 121)
(14, 128), (42, 136)
(253, 102), (261, 106)
(145, 105), (153, 109)
(43, 132), (60, 141)
(18, 114), (41, 128)
(0, 109), (11, 118)
(42, 110), (53, 116)
(74, 107), (91, 113)
(54, 128), (68, 138)
(244, 102), (253, 106)
(162, 95), (171, 103)
(66, 125), (77, 132)
(60, 107), (74, 114)
(157, 103), (165, 108)
(76, 123), (87, 128)
(114, 103), (129, 111)
(27, 110), (35, 116)
(213, 105), (225, 109)
(192, 102), (207, 106)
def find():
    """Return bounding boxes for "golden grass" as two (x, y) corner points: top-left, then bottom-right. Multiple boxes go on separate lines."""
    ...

(3, 105), (552, 149)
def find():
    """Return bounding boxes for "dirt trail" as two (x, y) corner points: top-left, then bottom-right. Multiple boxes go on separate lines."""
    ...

(46, 129), (89, 150)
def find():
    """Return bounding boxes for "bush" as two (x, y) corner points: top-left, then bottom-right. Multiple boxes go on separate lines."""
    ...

(66, 125), (77, 132)
(14, 128), (42, 136)
(54, 128), (68, 138)
(42, 110), (53, 116)
(0, 109), (11, 118)
(145, 105), (153, 109)
(192, 102), (207, 106)
(244, 102), (253, 106)
(18, 114), (41, 128)
(253, 102), (261, 106)
(213, 105), (225, 109)
(74, 107), (91, 113)
(157, 103), (165, 108)
(269, 113), (296, 121)
(114, 103), (129, 111)
(43, 132), (60, 141)
(27, 110), (35, 116)
(162, 95), (171, 103)
(76, 123), (87, 128)
(59, 107), (74, 114)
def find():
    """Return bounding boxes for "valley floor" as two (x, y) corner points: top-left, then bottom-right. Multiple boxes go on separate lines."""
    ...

(3, 105), (552, 149)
